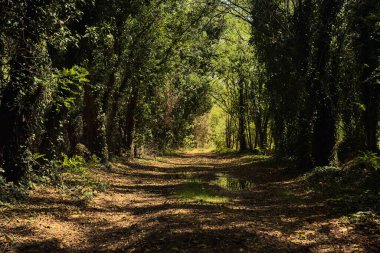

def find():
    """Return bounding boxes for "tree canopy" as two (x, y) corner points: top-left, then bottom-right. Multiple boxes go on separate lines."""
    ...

(0, 1), (379, 252)
(0, 0), (379, 180)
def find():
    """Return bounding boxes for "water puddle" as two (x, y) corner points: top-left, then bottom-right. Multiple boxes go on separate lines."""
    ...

(176, 173), (254, 203)
(213, 173), (255, 191)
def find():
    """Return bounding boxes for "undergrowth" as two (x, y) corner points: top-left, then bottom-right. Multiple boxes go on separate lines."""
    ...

(305, 152), (379, 193)
(0, 168), (29, 206)
(55, 153), (109, 203)
(0, 153), (108, 206)
(304, 152), (380, 224)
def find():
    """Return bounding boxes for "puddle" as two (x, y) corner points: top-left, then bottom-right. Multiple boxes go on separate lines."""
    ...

(176, 181), (230, 203)
(176, 173), (254, 203)
(213, 173), (255, 191)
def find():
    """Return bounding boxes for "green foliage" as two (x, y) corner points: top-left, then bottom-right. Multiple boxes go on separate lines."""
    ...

(306, 153), (380, 194)
(0, 168), (29, 206)
(349, 211), (380, 228)
(53, 66), (88, 111)
(88, 154), (101, 167)
(345, 153), (380, 191)
(249, 0), (380, 166)
(353, 152), (380, 170)
(213, 147), (239, 156)
(60, 153), (87, 175)
(183, 134), (196, 149)
(305, 166), (344, 192)
(54, 153), (108, 203)
(0, 0), (379, 214)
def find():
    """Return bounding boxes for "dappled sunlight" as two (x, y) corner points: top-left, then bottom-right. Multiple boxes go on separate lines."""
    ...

(1, 152), (378, 252)
(1, 0), (378, 251)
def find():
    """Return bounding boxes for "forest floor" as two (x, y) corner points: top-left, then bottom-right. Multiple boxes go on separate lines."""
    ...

(0, 151), (379, 253)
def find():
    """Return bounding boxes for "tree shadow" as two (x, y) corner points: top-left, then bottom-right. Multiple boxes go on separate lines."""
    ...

(15, 239), (66, 253)
(2, 153), (378, 252)
(80, 212), (312, 253)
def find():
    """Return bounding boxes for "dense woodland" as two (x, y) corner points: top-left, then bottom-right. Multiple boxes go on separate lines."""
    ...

(1, 0), (378, 182)
(0, 0), (379, 252)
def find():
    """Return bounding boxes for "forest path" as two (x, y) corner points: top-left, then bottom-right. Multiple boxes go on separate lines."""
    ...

(0, 152), (376, 252)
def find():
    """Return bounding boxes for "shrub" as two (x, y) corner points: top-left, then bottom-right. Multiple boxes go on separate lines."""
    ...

(345, 152), (380, 192)
(87, 154), (101, 167)
(305, 152), (380, 195)
(60, 153), (87, 175)
(56, 153), (108, 203)
(352, 152), (380, 170)
(305, 166), (344, 192)
(349, 211), (380, 229)
(0, 168), (29, 205)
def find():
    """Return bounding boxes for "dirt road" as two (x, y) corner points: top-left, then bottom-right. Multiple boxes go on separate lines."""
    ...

(0, 152), (378, 252)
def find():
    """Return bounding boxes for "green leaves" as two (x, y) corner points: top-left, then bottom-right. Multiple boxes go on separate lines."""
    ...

(53, 66), (88, 111)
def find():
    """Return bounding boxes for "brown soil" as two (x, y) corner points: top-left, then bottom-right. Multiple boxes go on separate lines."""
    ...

(0, 152), (379, 252)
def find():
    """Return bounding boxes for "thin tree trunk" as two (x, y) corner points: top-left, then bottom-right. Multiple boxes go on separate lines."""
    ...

(125, 85), (139, 158)
(226, 115), (232, 148)
(238, 79), (247, 152)
(83, 83), (98, 153)
(247, 118), (253, 150)
(260, 113), (269, 149)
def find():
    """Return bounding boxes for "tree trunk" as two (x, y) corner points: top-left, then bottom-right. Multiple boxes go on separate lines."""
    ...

(352, 0), (380, 152)
(125, 85), (139, 158)
(311, 0), (343, 166)
(225, 115), (232, 148)
(106, 90), (123, 157)
(0, 41), (39, 181)
(254, 117), (262, 149)
(363, 82), (379, 152)
(254, 133), (258, 149)
(83, 83), (98, 153)
(260, 114), (269, 149)
(238, 79), (247, 152)
(247, 118), (253, 150)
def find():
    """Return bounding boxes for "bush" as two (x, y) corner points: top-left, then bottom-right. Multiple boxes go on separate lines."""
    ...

(60, 153), (87, 175)
(352, 151), (380, 170)
(1, 153), (107, 206)
(56, 153), (108, 203)
(87, 154), (101, 167)
(305, 166), (344, 192)
(305, 152), (380, 195)
(0, 168), (29, 205)
(349, 211), (380, 229)
(345, 152), (380, 191)
(74, 143), (91, 160)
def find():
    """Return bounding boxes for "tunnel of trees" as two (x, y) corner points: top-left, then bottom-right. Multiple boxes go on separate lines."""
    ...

(1, 1), (380, 252)
(0, 0), (379, 180)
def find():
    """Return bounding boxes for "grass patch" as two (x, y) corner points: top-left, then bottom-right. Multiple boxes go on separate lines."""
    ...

(176, 181), (229, 203)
